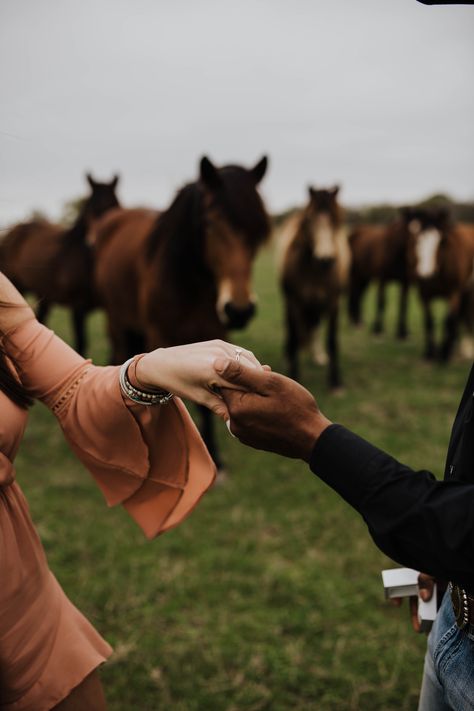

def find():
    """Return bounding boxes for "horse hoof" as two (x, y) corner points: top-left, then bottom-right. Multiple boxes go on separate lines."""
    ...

(330, 386), (345, 397)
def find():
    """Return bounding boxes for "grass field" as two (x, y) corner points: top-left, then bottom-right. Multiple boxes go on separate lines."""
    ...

(17, 245), (471, 710)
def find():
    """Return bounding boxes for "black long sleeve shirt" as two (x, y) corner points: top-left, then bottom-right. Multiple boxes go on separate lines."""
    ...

(310, 365), (474, 590)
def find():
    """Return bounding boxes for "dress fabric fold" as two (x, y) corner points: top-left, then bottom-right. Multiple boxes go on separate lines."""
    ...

(0, 315), (215, 710)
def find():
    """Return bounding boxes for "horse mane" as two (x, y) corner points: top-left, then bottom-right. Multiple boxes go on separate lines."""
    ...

(62, 203), (89, 244)
(210, 166), (270, 246)
(146, 167), (270, 280)
(146, 182), (206, 283)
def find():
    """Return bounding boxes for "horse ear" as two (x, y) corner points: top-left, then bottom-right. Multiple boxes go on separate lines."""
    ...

(111, 174), (120, 189)
(308, 186), (316, 200)
(200, 157), (221, 189)
(330, 185), (340, 198)
(86, 173), (96, 189)
(250, 156), (268, 184)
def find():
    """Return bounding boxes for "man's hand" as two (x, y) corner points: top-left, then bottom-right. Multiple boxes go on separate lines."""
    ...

(391, 573), (436, 633)
(214, 357), (332, 461)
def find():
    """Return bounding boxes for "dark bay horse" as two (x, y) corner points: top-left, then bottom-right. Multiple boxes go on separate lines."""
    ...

(280, 186), (350, 389)
(347, 209), (414, 339)
(94, 156), (269, 467)
(406, 208), (474, 361)
(0, 174), (120, 354)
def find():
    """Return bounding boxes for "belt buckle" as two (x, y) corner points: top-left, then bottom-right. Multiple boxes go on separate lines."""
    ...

(449, 582), (470, 630)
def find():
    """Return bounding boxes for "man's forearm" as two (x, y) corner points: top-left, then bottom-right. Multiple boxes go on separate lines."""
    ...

(310, 425), (474, 589)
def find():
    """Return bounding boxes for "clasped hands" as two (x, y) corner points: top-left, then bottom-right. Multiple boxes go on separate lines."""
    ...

(213, 355), (332, 462)
(135, 340), (331, 462)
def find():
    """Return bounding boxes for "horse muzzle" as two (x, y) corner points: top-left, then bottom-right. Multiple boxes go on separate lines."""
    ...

(221, 301), (257, 330)
(316, 256), (336, 270)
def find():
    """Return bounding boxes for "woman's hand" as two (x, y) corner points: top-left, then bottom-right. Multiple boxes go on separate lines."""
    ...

(135, 340), (262, 419)
(0, 272), (35, 335)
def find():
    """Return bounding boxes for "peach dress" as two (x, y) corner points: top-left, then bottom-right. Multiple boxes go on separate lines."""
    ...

(0, 313), (216, 711)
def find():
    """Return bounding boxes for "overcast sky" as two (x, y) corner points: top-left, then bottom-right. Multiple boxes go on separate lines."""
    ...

(1, 0), (473, 226)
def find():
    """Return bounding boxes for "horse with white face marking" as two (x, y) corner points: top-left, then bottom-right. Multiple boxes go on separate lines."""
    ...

(407, 208), (474, 361)
(280, 186), (350, 388)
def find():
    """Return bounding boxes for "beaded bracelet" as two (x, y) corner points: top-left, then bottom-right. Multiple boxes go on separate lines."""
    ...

(119, 357), (174, 406)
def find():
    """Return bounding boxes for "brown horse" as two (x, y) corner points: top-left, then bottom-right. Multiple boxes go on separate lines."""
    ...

(406, 208), (474, 361)
(94, 156), (269, 466)
(280, 186), (350, 389)
(347, 209), (414, 339)
(0, 174), (120, 354)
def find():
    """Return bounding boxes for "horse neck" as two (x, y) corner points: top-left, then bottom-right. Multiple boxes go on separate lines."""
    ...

(441, 229), (466, 283)
(152, 185), (216, 303)
(63, 210), (89, 244)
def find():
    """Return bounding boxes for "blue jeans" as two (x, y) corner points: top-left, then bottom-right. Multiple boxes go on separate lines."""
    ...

(418, 591), (474, 711)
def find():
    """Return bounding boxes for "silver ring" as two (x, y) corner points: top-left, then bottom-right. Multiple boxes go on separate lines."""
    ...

(234, 348), (242, 362)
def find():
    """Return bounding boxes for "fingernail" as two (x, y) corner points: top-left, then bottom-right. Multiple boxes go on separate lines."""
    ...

(225, 419), (236, 438)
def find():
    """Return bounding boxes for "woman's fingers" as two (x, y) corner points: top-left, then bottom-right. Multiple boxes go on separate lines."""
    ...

(227, 344), (262, 370)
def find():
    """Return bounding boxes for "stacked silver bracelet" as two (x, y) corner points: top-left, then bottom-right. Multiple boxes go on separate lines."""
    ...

(119, 357), (174, 406)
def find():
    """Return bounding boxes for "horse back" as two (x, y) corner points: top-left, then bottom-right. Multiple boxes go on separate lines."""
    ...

(349, 222), (406, 280)
(1, 220), (64, 292)
(94, 208), (160, 331)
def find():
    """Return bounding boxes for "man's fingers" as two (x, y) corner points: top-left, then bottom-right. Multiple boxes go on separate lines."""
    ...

(418, 573), (435, 602)
(213, 357), (270, 394)
(409, 596), (421, 633)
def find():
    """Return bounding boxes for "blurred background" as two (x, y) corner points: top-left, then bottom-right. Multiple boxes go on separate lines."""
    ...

(1, 0), (473, 224)
(1, 1), (473, 710)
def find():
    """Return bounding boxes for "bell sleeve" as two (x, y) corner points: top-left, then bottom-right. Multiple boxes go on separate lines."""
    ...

(2, 317), (216, 538)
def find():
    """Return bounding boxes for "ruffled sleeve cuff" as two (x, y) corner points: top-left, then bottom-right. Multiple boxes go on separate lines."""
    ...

(2, 317), (216, 538)
(55, 364), (216, 538)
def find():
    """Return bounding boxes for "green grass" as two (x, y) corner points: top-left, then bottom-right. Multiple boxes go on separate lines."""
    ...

(17, 246), (470, 710)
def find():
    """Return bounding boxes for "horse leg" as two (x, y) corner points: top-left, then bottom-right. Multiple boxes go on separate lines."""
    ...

(421, 297), (436, 360)
(396, 282), (409, 340)
(124, 329), (147, 359)
(327, 304), (342, 390)
(36, 299), (50, 324)
(104, 316), (129, 364)
(198, 405), (223, 471)
(71, 308), (87, 356)
(459, 290), (474, 359)
(285, 301), (301, 382)
(372, 280), (385, 335)
(439, 293), (461, 362)
(348, 277), (367, 326)
(311, 326), (329, 366)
